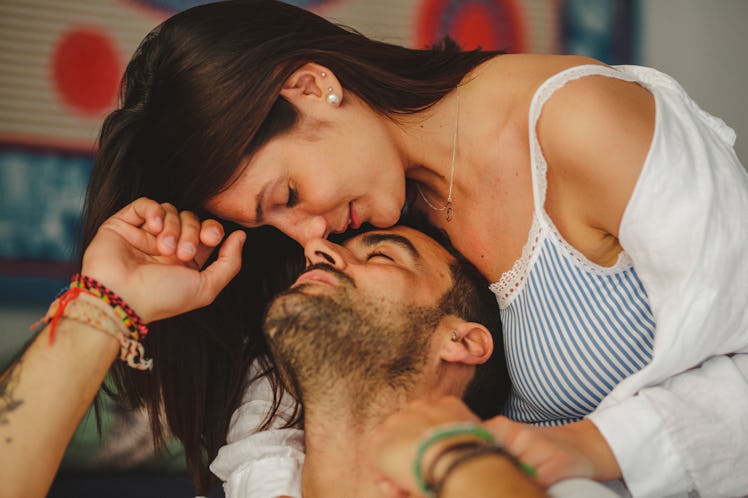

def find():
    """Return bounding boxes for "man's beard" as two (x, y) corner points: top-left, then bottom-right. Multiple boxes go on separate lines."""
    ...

(263, 275), (445, 419)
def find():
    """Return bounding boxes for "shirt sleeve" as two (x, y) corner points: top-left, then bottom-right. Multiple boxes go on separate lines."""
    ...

(210, 361), (305, 498)
(589, 66), (748, 497)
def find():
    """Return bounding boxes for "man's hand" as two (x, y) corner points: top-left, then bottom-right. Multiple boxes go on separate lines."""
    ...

(484, 416), (622, 487)
(81, 197), (246, 323)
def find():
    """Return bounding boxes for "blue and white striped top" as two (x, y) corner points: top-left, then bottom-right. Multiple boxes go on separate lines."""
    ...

(489, 66), (656, 426)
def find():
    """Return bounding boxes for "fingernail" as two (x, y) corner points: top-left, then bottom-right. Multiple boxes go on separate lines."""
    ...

(179, 241), (196, 256)
(208, 227), (222, 241)
(163, 236), (176, 251)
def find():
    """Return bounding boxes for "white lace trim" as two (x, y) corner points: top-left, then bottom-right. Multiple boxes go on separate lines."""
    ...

(489, 215), (544, 308)
(490, 65), (639, 309)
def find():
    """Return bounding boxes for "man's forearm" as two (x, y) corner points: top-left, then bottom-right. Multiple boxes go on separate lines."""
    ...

(0, 319), (118, 498)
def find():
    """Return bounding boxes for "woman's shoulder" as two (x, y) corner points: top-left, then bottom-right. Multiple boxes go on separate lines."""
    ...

(470, 54), (604, 90)
(464, 54), (608, 117)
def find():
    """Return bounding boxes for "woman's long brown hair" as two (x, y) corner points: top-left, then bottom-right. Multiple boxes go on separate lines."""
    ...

(81, 0), (502, 493)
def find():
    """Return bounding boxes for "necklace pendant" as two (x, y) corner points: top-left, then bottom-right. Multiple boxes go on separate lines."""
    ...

(445, 202), (453, 222)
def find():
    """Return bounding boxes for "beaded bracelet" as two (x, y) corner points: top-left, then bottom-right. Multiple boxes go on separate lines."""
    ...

(413, 423), (495, 497)
(433, 444), (520, 496)
(31, 274), (152, 371)
(424, 440), (485, 491)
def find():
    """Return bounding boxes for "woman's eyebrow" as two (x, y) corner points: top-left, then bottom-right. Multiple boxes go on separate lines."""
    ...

(357, 233), (420, 260)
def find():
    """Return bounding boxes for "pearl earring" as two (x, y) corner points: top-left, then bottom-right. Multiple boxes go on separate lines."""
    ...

(321, 71), (327, 77)
(326, 87), (340, 106)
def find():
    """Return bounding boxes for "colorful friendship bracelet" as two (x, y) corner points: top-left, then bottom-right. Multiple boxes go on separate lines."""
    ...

(69, 273), (148, 340)
(31, 274), (152, 371)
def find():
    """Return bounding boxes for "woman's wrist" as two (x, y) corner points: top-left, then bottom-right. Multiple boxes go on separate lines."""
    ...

(31, 274), (153, 370)
(414, 422), (537, 497)
(438, 451), (547, 498)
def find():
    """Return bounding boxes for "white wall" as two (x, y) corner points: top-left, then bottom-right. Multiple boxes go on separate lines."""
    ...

(640, 0), (748, 166)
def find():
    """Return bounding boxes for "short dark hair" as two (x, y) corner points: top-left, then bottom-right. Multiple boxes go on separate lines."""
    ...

(397, 213), (510, 419)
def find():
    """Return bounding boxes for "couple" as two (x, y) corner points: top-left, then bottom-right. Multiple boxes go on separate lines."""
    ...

(7, 0), (748, 495)
(0, 198), (613, 497)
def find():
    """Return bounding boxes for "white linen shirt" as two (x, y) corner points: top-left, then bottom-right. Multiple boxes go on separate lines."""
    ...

(579, 65), (748, 498)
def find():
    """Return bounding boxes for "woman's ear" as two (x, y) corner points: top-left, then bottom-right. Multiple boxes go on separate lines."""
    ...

(439, 322), (493, 366)
(280, 62), (342, 107)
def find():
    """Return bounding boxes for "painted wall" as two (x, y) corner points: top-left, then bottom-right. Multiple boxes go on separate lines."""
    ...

(0, 0), (636, 361)
(2, 0), (746, 362)
(640, 0), (748, 165)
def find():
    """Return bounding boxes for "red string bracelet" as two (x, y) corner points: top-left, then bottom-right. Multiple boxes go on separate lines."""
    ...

(30, 274), (152, 370)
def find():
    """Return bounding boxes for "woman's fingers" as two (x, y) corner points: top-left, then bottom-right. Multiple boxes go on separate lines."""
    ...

(156, 203), (181, 256)
(200, 218), (225, 246)
(194, 219), (226, 269)
(195, 230), (246, 305)
(175, 209), (201, 261)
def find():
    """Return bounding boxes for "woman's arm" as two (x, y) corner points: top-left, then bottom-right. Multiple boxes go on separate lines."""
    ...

(439, 453), (547, 498)
(0, 197), (245, 498)
(368, 397), (546, 498)
(531, 67), (748, 496)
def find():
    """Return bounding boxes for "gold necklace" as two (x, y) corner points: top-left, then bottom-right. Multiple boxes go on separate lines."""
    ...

(416, 92), (459, 222)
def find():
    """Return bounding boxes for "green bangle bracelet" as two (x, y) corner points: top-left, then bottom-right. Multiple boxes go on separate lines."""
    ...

(413, 423), (495, 497)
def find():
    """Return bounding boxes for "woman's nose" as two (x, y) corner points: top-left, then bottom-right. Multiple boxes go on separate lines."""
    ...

(304, 238), (347, 269)
(285, 215), (328, 246)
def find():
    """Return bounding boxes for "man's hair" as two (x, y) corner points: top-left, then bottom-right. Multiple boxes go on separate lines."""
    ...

(396, 213), (510, 418)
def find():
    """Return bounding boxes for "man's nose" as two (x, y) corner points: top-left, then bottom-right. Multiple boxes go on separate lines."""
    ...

(304, 238), (347, 269)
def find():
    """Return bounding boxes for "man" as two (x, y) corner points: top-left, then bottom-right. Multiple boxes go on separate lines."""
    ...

(256, 224), (542, 497)
(220, 222), (621, 497)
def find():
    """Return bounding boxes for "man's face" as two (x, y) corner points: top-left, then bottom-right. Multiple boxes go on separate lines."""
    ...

(263, 227), (457, 410)
(290, 226), (455, 307)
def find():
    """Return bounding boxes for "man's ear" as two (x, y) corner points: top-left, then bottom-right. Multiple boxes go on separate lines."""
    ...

(279, 62), (342, 107)
(439, 322), (493, 366)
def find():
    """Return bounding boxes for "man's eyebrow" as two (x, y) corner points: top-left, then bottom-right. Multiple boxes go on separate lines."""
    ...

(357, 233), (420, 259)
(254, 183), (268, 224)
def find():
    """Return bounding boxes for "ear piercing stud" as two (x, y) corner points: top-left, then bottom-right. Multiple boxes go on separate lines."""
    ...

(327, 87), (341, 106)
(451, 331), (458, 342)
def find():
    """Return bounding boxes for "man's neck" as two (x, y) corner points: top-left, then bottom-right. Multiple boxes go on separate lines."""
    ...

(300, 389), (408, 498)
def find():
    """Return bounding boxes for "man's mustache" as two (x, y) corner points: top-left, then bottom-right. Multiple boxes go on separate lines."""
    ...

(296, 262), (356, 288)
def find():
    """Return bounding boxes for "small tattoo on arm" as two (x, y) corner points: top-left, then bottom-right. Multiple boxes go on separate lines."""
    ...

(0, 358), (25, 431)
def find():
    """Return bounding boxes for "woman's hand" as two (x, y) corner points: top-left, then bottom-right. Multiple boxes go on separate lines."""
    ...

(81, 197), (246, 323)
(367, 396), (481, 496)
(484, 416), (622, 487)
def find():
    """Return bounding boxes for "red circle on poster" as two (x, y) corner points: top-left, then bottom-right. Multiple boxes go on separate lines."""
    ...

(415, 0), (525, 52)
(52, 27), (121, 116)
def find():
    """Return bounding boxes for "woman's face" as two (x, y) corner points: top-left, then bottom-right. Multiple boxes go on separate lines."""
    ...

(205, 97), (407, 244)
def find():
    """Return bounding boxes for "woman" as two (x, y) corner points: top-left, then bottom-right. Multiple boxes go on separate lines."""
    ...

(81, 0), (748, 496)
